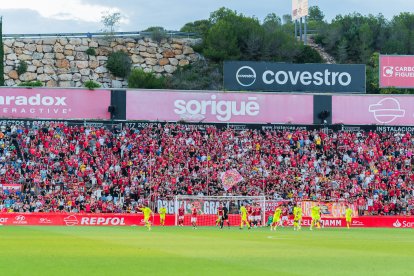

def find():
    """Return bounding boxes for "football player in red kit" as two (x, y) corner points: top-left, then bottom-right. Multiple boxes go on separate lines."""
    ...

(247, 204), (253, 226)
(191, 204), (198, 229)
(216, 204), (224, 227)
(253, 204), (262, 227)
(178, 206), (185, 226)
(280, 205), (289, 227)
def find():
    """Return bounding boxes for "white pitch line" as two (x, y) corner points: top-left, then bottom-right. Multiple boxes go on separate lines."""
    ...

(267, 236), (290, 240)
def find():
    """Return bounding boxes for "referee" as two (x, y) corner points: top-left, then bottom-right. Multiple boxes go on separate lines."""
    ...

(221, 203), (230, 229)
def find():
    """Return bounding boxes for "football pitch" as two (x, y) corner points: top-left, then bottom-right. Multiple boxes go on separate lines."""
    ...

(1, 226), (414, 276)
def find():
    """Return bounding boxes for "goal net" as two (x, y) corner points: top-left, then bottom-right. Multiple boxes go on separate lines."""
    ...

(174, 195), (266, 227)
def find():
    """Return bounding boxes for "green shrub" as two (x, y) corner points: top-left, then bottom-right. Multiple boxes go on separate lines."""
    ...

(144, 26), (168, 43)
(294, 45), (324, 63)
(167, 60), (222, 90)
(128, 68), (166, 89)
(84, 80), (101, 90)
(151, 29), (168, 43)
(18, 80), (43, 87)
(16, 61), (28, 76)
(106, 51), (132, 78)
(86, 48), (96, 56)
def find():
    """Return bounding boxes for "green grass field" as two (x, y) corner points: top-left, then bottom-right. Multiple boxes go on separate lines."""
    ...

(1, 226), (414, 276)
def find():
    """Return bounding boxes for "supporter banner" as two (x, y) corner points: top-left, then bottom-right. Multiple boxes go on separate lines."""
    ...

(379, 55), (414, 88)
(292, 0), (309, 20)
(158, 199), (288, 215)
(126, 90), (313, 123)
(1, 184), (22, 192)
(223, 61), (366, 93)
(0, 88), (110, 119)
(333, 95), (414, 125)
(0, 213), (413, 228)
(264, 200), (290, 216)
(220, 170), (243, 191)
(301, 201), (359, 218)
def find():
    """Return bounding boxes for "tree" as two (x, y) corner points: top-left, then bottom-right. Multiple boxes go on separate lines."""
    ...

(0, 17), (4, 86)
(209, 7), (238, 24)
(282, 14), (292, 25)
(308, 6), (325, 22)
(264, 13), (282, 27)
(337, 39), (348, 63)
(180, 20), (212, 38)
(203, 20), (240, 61)
(101, 11), (121, 39)
(358, 23), (374, 63)
(143, 26), (165, 32)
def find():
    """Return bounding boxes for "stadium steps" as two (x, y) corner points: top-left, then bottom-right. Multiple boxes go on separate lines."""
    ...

(307, 36), (336, 64)
(11, 137), (25, 163)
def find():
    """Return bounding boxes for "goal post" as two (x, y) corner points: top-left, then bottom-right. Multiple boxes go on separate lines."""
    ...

(174, 195), (266, 227)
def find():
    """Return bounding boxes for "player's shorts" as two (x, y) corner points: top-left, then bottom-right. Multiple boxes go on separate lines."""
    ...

(222, 214), (228, 220)
(143, 217), (150, 223)
(248, 216), (253, 221)
(191, 217), (197, 223)
(273, 216), (281, 223)
(254, 215), (261, 221)
(241, 216), (248, 222)
(179, 216), (184, 221)
(160, 215), (165, 220)
(281, 216), (288, 221)
(346, 217), (352, 222)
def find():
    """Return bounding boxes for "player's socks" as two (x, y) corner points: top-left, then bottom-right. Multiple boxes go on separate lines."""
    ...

(220, 221), (224, 229)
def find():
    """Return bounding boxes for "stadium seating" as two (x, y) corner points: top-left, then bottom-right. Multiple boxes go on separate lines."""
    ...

(0, 123), (413, 215)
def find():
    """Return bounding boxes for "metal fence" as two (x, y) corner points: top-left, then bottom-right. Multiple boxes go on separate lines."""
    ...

(2, 31), (198, 39)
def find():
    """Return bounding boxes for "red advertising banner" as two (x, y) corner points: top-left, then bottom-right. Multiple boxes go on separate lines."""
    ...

(0, 213), (414, 228)
(0, 88), (111, 119)
(126, 90), (314, 124)
(0, 213), (173, 226)
(332, 95), (414, 125)
(380, 55), (414, 88)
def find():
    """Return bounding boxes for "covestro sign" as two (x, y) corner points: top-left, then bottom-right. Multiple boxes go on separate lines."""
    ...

(0, 88), (110, 119)
(224, 61), (366, 93)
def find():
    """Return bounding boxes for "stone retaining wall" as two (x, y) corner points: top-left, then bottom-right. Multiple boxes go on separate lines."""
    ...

(2, 37), (199, 88)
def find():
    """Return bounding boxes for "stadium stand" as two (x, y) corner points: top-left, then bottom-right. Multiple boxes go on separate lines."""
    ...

(0, 123), (413, 216)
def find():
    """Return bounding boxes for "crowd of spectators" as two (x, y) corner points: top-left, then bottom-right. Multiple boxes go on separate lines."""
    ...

(0, 123), (413, 216)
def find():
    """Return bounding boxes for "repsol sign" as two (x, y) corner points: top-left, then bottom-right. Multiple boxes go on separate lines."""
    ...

(224, 61), (366, 93)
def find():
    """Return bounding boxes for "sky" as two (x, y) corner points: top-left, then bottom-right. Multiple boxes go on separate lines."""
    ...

(0, 0), (413, 34)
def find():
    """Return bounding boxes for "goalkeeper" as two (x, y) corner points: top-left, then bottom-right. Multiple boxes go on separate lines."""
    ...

(139, 205), (153, 231)
(345, 205), (353, 229)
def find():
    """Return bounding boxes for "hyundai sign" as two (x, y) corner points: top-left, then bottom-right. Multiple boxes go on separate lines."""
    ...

(224, 61), (366, 93)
